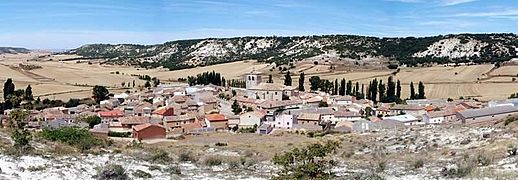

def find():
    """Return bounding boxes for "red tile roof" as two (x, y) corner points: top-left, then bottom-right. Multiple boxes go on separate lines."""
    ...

(205, 114), (227, 122)
(133, 123), (165, 132)
(98, 110), (124, 118)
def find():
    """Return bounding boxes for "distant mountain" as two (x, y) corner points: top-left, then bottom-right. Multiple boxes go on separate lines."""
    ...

(0, 47), (31, 54)
(68, 33), (518, 70)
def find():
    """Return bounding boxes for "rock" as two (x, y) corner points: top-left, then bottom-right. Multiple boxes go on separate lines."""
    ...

(460, 139), (471, 145)
(482, 133), (490, 138)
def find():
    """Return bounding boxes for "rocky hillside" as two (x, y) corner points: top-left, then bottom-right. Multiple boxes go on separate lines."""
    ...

(69, 34), (518, 70)
(0, 47), (31, 54)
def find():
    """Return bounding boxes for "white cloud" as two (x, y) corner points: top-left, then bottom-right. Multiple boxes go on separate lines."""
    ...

(440, 0), (477, 6)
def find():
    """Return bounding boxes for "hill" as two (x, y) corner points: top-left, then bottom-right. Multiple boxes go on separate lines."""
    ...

(0, 47), (31, 54)
(68, 33), (518, 70)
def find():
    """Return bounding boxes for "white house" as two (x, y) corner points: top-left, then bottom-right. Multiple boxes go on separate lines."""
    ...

(423, 110), (457, 124)
(383, 114), (422, 126)
(239, 111), (266, 128)
(333, 110), (362, 123)
(273, 114), (295, 129)
(331, 95), (355, 106)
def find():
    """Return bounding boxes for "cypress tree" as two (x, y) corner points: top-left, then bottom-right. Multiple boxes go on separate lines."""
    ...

(378, 80), (385, 102)
(25, 85), (33, 101)
(410, 82), (416, 99)
(333, 79), (338, 95)
(298, 72), (305, 91)
(339, 78), (346, 96)
(355, 82), (360, 97)
(284, 71), (292, 86)
(418, 81), (426, 99)
(268, 74), (273, 83)
(360, 84), (364, 99)
(346, 80), (353, 95)
(371, 79), (378, 103)
(386, 76), (396, 102)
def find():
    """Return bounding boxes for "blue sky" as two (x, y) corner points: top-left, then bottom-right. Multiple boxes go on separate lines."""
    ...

(0, 0), (516, 49)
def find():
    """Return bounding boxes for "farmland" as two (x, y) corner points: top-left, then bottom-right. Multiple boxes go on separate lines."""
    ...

(1, 52), (517, 101)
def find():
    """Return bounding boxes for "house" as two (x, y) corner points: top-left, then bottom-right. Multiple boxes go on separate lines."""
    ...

(132, 123), (166, 140)
(457, 106), (518, 124)
(488, 98), (518, 108)
(164, 114), (196, 130)
(152, 106), (175, 120)
(389, 104), (426, 117)
(333, 110), (362, 123)
(297, 113), (321, 125)
(119, 116), (150, 128)
(42, 119), (89, 129)
(98, 110), (124, 122)
(171, 121), (203, 134)
(273, 114), (295, 129)
(247, 83), (285, 101)
(406, 99), (447, 107)
(239, 111), (266, 128)
(204, 114), (228, 130)
(423, 110), (458, 124)
(383, 114), (422, 126)
(331, 95), (355, 106)
(258, 99), (303, 116)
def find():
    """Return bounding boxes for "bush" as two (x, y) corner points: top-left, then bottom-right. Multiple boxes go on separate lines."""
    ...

(412, 159), (424, 170)
(147, 150), (172, 164)
(166, 165), (181, 175)
(178, 151), (197, 162)
(97, 164), (128, 180)
(215, 142), (227, 146)
(40, 127), (105, 151)
(132, 170), (152, 178)
(108, 131), (131, 138)
(203, 156), (223, 166)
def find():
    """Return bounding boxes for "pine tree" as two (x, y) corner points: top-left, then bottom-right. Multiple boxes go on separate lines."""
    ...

(339, 78), (346, 96)
(410, 82), (416, 99)
(284, 71), (292, 86)
(418, 81), (426, 99)
(298, 72), (305, 91)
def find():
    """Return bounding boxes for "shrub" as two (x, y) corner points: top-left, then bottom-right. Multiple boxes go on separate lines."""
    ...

(108, 131), (131, 138)
(412, 159), (424, 170)
(97, 164), (128, 180)
(203, 156), (223, 166)
(148, 165), (161, 171)
(40, 127), (105, 151)
(132, 170), (152, 178)
(178, 151), (197, 162)
(215, 142), (227, 146)
(167, 165), (181, 175)
(147, 150), (172, 164)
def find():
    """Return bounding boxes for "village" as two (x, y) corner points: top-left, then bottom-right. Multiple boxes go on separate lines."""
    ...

(2, 69), (517, 142)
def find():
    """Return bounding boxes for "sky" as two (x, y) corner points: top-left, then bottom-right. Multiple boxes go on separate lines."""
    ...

(0, 0), (516, 49)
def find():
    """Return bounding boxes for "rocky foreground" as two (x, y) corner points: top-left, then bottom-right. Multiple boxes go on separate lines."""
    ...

(1, 124), (517, 179)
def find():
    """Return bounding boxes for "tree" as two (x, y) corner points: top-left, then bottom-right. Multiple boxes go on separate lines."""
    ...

(121, 82), (125, 87)
(92, 85), (110, 104)
(410, 82), (416, 99)
(65, 98), (81, 108)
(273, 141), (340, 179)
(318, 100), (329, 107)
(378, 80), (385, 102)
(79, 115), (102, 128)
(370, 79), (378, 103)
(284, 71), (292, 86)
(8, 109), (32, 154)
(346, 80), (353, 95)
(385, 76), (396, 102)
(339, 78), (346, 96)
(396, 80), (401, 99)
(417, 81), (426, 99)
(298, 72), (305, 91)
(333, 79), (338, 95)
(309, 76), (321, 91)
(132, 80), (136, 88)
(3, 78), (15, 109)
(231, 100), (242, 115)
(144, 81), (151, 88)
(510, 93), (518, 99)
(24, 85), (33, 101)
(355, 82), (360, 97)
(267, 74), (273, 83)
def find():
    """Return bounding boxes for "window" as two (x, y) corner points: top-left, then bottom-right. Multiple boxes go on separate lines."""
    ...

(275, 92), (278, 95)
(287, 122), (290, 125)
(252, 76), (255, 81)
